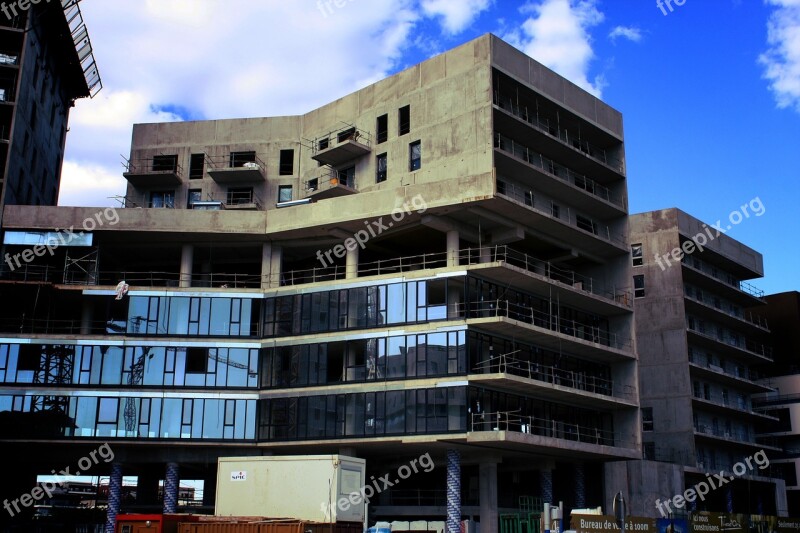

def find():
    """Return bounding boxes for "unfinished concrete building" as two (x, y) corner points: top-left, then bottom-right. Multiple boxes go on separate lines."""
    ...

(0, 34), (637, 529)
(615, 208), (785, 516)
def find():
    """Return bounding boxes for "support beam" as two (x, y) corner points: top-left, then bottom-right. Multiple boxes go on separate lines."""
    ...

(346, 246), (359, 279)
(479, 461), (499, 533)
(447, 230), (460, 267)
(80, 300), (93, 335)
(446, 449), (461, 533)
(179, 244), (193, 288)
(105, 463), (123, 533)
(164, 462), (179, 514)
(574, 463), (586, 509)
(261, 243), (282, 288)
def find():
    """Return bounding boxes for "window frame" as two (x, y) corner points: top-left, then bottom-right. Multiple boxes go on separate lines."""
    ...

(409, 140), (421, 171)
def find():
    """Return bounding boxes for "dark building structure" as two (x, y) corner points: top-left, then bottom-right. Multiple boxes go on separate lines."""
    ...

(0, 0), (101, 208)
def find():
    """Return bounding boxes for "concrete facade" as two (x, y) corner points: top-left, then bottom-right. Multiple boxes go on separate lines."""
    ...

(0, 34), (635, 530)
(627, 208), (786, 517)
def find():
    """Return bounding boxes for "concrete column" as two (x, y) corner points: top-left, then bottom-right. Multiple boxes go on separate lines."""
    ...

(447, 230), (459, 267)
(346, 246), (359, 279)
(574, 463), (586, 508)
(480, 245), (492, 264)
(446, 449), (461, 533)
(261, 242), (284, 289)
(541, 467), (553, 504)
(180, 244), (193, 288)
(479, 461), (498, 533)
(80, 300), (94, 335)
(163, 462), (179, 514)
(105, 463), (123, 533)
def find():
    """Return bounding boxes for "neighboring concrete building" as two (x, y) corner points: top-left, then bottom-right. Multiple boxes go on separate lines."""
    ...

(753, 292), (800, 515)
(618, 208), (785, 516)
(0, 34), (637, 530)
(0, 0), (101, 209)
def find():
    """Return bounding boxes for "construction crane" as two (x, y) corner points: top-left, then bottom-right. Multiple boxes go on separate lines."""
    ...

(124, 346), (153, 435)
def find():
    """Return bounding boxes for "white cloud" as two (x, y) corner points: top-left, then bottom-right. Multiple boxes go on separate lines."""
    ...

(759, 0), (800, 113)
(58, 161), (129, 208)
(420, 0), (492, 34)
(504, 0), (605, 97)
(609, 25), (642, 43)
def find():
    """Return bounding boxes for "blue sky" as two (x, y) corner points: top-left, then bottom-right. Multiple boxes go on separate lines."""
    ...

(62, 0), (799, 295)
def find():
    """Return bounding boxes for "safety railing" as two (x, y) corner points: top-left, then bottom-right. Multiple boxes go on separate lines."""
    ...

(494, 92), (623, 173)
(496, 177), (628, 248)
(470, 409), (617, 447)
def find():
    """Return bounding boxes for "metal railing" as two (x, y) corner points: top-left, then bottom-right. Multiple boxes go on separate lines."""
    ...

(311, 124), (372, 154)
(694, 424), (752, 443)
(688, 353), (765, 383)
(457, 299), (631, 351)
(205, 153), (266, 172)
(686, 321), (773, 360)
(494, 132), (625, 208)
(691, 391), (754, 413)
(681, 256), (765, 300)
(0, 246), (633, 308)
(122, 157), (183, 179)
(472, 352), (636, 399)
(496, 177), (628, 247)
(305, 168), (357, 193)
(684, 290), (769, 329)
(494, 92), (624, 173)
(470, 409), (618, 447)
(218, 190), (263, 209)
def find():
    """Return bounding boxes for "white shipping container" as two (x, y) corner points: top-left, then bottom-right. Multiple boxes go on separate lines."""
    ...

(216, 455), (366, 523)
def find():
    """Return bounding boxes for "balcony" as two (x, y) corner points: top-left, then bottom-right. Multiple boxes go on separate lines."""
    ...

(122, 156), (182, 187)
(691, 391), (775, 420)
(686, 320), (773, 362)
(218, 189), (263, 210)
(493, 91), (624, 176)
(494, 133), (625, 214)
(496, 177), (627, 250)
(207, 153), (266, 184)
(310, 126), (372, 166)
(684, 291), (769, 332)
(681, 256), (765, 304)
(687, 355), (772, 393)
(304, 168), (358, 200)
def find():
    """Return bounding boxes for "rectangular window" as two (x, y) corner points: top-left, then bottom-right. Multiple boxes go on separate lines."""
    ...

(149, 191), (175, 209)
(278, 185), (293, 203)
(338, 166), (355, 188)
(17, 345), (40, 371)
(185, 348), (208, 374)
(189, 153), (205, 179)
(551, 203), (560, 219)
(634, 275), (645, 298)
(643, 442), (655, 460)
(337, 128), (356, 143)
(642, 407), (654, 431)
(376, 153), (387, 183)
(318, 138), (329, 151)
(188, 189), (201, 208)
(152, 155), (178, 173)
(376, 114), (388, 144)
(279, 149), (294, 175)
(631, 243), (643, 266)
(230, 151), (256, 168)
(399, 105), (410, 135)
(409, 140), (421, 171)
